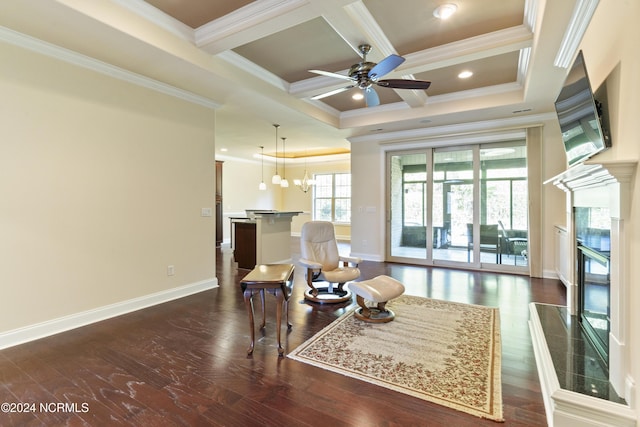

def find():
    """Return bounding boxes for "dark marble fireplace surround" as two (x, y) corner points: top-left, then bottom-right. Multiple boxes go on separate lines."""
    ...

(531, 161), (637, 426)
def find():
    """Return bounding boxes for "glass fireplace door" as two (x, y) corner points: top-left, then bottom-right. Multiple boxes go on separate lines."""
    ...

(578, 244), (610, 365)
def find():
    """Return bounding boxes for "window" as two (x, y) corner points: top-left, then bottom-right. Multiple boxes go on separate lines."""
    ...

(313, 173), (351, 223)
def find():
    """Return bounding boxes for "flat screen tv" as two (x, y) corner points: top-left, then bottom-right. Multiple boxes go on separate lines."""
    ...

(554, 50), (611, 167)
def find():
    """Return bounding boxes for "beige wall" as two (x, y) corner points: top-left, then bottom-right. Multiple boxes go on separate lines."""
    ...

(0, 41), (217, 333)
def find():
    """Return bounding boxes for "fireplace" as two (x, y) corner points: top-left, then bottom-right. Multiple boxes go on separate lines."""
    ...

(531, 160), (637, 426)
(575, 207), (611, 366)
(577, 243), (610, 365)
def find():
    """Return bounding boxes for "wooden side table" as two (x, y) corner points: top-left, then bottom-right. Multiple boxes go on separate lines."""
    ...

(240, 264), (294, 356)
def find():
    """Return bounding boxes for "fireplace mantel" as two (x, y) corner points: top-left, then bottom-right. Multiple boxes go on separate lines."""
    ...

(533, 159), (637, 426)
(545, 160), (637, 194)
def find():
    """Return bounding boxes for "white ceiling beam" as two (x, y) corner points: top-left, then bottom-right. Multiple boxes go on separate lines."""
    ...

(399, 25), (533, 75)
(195, 0), (317, 54)
(291, 25), (532, 106)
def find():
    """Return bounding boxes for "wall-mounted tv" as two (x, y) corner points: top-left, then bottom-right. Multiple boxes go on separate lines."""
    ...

(554, 50), (611, 167)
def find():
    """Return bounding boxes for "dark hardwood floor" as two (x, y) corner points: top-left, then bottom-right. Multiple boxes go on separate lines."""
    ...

(0, 242), (566, 426)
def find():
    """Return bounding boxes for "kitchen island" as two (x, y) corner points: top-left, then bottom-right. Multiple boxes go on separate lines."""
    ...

(229, 211), (302, 269)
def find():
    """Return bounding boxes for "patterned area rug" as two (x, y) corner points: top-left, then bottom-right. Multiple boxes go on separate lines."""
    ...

(288, 295), (503, 422)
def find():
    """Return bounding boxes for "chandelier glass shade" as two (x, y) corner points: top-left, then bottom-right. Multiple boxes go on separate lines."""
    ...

(294, 147), (315, 192)
(294, 170), (315, 193)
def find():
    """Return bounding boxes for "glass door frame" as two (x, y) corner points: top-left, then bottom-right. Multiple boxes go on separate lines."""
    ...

(386, 144), (529, 272)
(386, 150), (433, 262)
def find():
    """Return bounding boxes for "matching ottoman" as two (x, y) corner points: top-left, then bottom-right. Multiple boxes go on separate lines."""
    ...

(349, 275), (405, 323)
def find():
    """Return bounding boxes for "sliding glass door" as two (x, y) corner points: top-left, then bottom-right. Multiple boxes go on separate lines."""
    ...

(480, 144), (529, 266)
(389, 152), (428, 259)
(432, 148), (473, 263)
(387, 142), (528, 270)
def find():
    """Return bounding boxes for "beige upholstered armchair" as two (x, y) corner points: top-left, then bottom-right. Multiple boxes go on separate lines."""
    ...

(299, 221), (361, 303)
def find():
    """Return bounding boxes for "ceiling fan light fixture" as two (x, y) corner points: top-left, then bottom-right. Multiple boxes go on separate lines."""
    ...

(434, 4), (457, 20)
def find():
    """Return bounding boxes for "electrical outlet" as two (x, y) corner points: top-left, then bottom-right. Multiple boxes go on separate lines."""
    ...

(201, 208), (212, 217)
(167, 265), (175, 276)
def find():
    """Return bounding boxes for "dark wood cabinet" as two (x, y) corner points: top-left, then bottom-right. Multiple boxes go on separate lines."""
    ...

(215, 161), (223, 247)
(233, 221), (256, 269)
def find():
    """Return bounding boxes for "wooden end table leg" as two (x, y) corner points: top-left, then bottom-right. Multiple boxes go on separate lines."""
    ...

(285, 299), (292, 329)
(259, 288), (266, 329)
(275, 288), (285, 356)
(243, 289), (255, 355)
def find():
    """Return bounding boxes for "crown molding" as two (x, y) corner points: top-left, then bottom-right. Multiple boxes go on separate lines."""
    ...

(217, 50), (289, 91)
(518, 47), (532, 84)
(523, 0), (538, 31)
(0, 26), (220, 110)
(111, 0), (195, 42)
(554, 0), (600, 68)
(348, 111), (555, 144)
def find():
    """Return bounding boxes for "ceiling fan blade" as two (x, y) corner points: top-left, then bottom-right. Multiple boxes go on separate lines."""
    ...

(364, 87), (380, 107)
(310, 85), (354, 100)
(308, 69), (353, 81)
(368, 54), (405, 80)
(376, 79), (431, 90)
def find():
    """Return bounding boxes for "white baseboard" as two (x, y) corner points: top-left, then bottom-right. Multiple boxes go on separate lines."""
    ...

(350, 251), (385, 262)
(542, 268), (560, 280)
(0, 278), (219, 350)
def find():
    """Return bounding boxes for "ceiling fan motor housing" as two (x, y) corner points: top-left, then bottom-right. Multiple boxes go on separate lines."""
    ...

(349, 62), (376, 88)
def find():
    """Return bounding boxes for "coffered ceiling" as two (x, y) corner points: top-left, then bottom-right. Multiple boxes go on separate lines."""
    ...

(0, 0), (585, 161)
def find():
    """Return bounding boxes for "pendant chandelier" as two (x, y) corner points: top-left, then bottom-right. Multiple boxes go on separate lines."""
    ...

(294, 170), (315, 193)
(271, 124), (281, 184)
(294, 153), (315, 193)
(258, 145), (267, 190)
(280, 137), (289, 187)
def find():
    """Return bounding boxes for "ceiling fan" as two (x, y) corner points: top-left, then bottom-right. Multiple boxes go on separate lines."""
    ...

(309, 44), (431, 107)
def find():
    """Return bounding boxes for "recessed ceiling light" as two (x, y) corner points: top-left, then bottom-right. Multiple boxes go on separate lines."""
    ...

(220, 148), (228, 152)
(433, 4), (457, 20)
(458, 70), (473, 79)
(352, 92), (364, 100)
